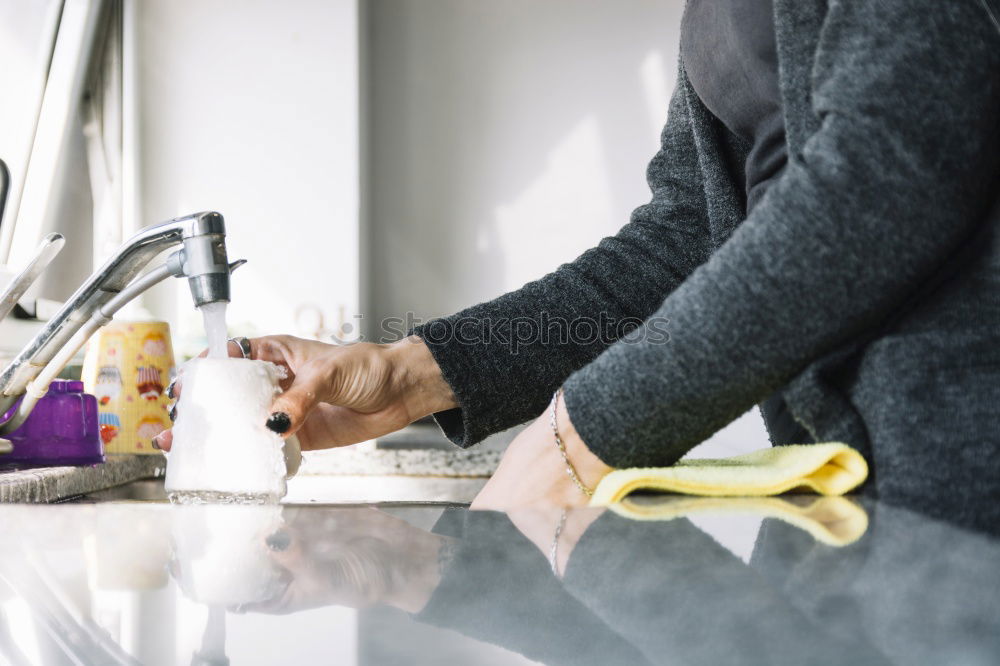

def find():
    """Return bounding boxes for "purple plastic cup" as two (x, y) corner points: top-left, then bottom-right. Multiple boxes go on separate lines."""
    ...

(1, 380), (105, 468)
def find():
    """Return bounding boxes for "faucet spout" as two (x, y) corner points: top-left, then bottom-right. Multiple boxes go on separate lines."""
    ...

(165, 211), (232, 308)
(0, 211), (233, 411)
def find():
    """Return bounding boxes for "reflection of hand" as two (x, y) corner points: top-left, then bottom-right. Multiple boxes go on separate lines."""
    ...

(507, 507), (606, 577)
(238, 508), (450, 615)
(472, 394), (613, 511)
(155, 334), (456, 452)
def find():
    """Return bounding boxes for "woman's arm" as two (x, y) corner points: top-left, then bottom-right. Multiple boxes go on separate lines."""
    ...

(415, 66), (714, 447)
(558, 512), (891, 666)
(414, 511), (652, 666)
(564, 0), (1000, 468)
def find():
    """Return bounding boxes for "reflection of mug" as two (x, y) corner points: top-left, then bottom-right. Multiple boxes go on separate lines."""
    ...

(170, 505), (286, 606)
(82, 321), (175, 454)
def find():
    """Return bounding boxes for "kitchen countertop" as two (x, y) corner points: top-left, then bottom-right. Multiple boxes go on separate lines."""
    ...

(0, 446), (502, 503)
(0, 496), (996, 664)
(0, 455), (166, 503)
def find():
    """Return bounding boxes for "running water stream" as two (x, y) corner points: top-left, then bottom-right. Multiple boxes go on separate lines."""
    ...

(200, 301), (230, 359)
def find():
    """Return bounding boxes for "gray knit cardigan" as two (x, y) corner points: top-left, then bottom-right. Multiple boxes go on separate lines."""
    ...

(415, 0), (1000, 520)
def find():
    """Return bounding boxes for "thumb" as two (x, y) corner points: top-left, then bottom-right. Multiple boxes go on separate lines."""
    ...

(266, 366), (330, 438)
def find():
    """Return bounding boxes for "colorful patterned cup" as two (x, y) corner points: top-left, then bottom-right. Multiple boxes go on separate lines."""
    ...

(82, 321), (176, 454)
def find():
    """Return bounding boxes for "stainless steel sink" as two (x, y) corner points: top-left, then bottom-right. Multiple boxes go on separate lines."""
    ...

(76, 478), (169, 502)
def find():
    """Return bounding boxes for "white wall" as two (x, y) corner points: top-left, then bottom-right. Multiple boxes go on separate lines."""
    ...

(135, 0), (361, 354)
(367, 0), (681, 328)
(366, 0), (770, 453)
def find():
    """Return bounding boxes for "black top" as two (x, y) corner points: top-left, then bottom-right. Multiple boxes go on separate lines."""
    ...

(415, 0), (1000, 526)
(681, 0), (787, 212)
(681, 0), (805, 445)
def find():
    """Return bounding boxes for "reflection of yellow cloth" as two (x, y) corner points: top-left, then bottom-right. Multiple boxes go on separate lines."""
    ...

(591, 443), (868, 505)
(606, 495), (869, 547)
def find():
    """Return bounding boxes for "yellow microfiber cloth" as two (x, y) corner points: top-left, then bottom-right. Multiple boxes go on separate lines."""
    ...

(590, 443), (868, 506)
(605, 495), (869, 547)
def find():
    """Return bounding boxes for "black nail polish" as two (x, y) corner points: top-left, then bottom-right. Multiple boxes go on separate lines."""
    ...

(266, 412), (291, 434)
(166, 380), (176, 399)
(151, 437), (161, 450)
(266, 529), (292, 551)
(169, 404), (177, 422)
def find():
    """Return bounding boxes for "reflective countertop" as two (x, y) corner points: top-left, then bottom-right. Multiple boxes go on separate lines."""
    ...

(0, 495), (997, 665)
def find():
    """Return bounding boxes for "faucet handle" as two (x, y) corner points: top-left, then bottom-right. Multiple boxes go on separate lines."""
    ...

(0, 233), (65, 324)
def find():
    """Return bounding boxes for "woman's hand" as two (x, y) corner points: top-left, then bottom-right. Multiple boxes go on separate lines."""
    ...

(471, 393), (613, 511)
(238, 508), (448, 615)
(155, 334), (456, 451)
(506, 506), (606, 578)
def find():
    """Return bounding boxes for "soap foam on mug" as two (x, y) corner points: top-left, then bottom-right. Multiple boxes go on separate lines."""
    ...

(165, 358), (298, 502)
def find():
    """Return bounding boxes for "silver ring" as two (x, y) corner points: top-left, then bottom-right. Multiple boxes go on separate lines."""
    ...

(229, 336), (252, 359)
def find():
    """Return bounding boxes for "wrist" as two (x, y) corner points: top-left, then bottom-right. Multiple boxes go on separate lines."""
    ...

(387, 335), (458, 420)
(555, 391), (613, 491)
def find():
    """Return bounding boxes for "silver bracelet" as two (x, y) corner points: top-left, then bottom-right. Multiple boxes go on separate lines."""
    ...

(436, 537), (459, 575)
(550, 389), (594, 498)
(549, 510), (568, 576)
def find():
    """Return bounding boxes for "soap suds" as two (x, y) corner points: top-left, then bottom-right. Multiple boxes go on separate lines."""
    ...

(165, 358), (290, 500)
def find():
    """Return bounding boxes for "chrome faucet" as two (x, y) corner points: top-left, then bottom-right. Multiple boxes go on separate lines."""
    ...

(0, 211), (244, 433)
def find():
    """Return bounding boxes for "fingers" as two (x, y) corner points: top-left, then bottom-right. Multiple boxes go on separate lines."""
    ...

(265, 363), (331, 438)
(158, 335), (326, 453)
(153, 428), (173, 452)
(249, 335), (309, 364)
(195, 335), (288, 361)
(226, 339), (246, 358)
(196, 337), (257, 360)
(166, 335), (324, 446)
(172, 335), (275, 403)
(158, 377), (181, 451)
